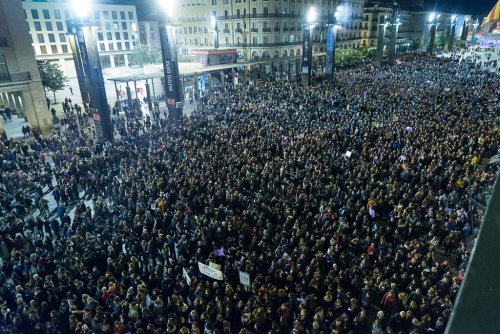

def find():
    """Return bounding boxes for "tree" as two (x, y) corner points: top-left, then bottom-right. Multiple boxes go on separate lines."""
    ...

(129, 43), (161, 67)
(37, 60), (67, 103)
(410, 39), (421, 54)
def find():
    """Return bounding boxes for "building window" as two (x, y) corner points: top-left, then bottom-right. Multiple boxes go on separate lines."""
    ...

(100, 43), (106, 51)
(59, 33), (66, 42)
(48, 34), (56, 43)
(34, 22), (42, 31)
(112, 11), (117, 20)
(113, 22), (119, 30)
(46, 22), (53, 31)
(123, 32), (129, 40)
(128, 12), (134, 20)
(115, 32), (121, 40)
(51, 45), (58, 54)
(117, 42), (122, 50)
(31, 9), (39, 19)
(40, 45), (47, 54)
(108, 42), (114, 51)
(37, 34), (45, 43)
(61, 45), (68, 53)
(98, 32), (104, 41)
(56, 22), (64, 31)
(54, 9), (61, 19)
(105, 22), (111, 30)
(106, 32), (112, 40)
(95, 11), (100, 20)
(103, 11), (109, 19)
(122, 22), (127, 30)
(43, 9), (50, 19)
(64, 10), (71, 18)
(120, 11), (126, 20)
(125, 42), (130, 50)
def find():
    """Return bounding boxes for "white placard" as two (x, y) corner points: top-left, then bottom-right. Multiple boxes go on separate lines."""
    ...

(209, 262), (221, 270)
(345, 151), (352, 158)
(198, 262), (223, 280)
(183, 268), (191, 286)
(239, 271), (251, 287)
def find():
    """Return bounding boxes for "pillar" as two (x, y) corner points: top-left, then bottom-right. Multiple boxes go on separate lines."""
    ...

(124, 54), (129, 68)
(22, 86), (52, 132)
(110, 55), (116, 68)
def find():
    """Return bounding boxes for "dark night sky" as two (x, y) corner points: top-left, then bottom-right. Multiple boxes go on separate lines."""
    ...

(424, 0), (494, 15)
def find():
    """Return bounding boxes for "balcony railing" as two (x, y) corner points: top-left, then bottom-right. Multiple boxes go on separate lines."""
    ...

(235, 28), (243, 33)
(223, 29), (230, 33)
(262, 28), (271, 33)
(227, 41), (301, 47)
(251, 28), (258, 32)
(0, 72), (31, 83)
(219, 13), (302, 20)
(274, 27), (281, 32)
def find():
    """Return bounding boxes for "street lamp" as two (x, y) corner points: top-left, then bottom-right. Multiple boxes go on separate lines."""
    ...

(325, 6), (342, 77)
(445, 15), (458, 51)
(387, 4), (401, 63)
(68, 0), (113, 141)
(427, 12), (439, 55)
(157, 0), (183, 121)
(375, 15), (389, 66)
(302, 7), (317, 85)
(211, 15), (219, 49)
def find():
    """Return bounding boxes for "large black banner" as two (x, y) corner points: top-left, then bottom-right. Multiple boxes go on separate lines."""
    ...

(324, 25), (335, 75)
(301, 26), (312, 76)
(76, 26), (113, 140)
(159, 25), (182, 119)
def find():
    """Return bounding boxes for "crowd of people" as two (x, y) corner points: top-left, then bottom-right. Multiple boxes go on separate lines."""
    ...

(0, 54), (498, 334)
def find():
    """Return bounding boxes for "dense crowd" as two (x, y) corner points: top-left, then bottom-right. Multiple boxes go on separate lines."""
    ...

(0, 55), (499, 334)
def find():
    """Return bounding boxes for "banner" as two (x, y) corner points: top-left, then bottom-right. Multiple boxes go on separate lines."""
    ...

(301, 26), (312, 75)
(324, 25), (335, 74)
(159, 25), (181, 112)
(198, 262), (223, 280)
(239, 271), (251, 287)
(209, 262), (221, 270)
(183, 268), (191, 286)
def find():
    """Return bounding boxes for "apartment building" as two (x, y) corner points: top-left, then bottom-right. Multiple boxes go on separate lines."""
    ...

(21, 0), (139, 77)
(0, 0), (52, 132)
(159, 0), (366, 76)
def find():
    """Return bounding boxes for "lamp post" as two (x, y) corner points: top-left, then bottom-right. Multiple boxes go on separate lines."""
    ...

(211, 15), (219, 49)
(325, 6), (342, 78)
(387, 4), (401, 63)
(68, 0), (113, 141)
(375, 15), (389, 67)
(445, 15), (457, 51)
(427, 12), (439, 55)
(302, 7), (317, 85)
(157, 0), (183, 121)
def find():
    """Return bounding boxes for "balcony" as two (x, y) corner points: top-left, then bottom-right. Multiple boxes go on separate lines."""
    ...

(0, 72), (31, 83)
(283, 27), (289, 31)
(223, 29), (230, 33)
(274, 27), (281, 32)
(262, 28), (271, 33)
(235, 28), (243, 33)
(227, 41), (301, 48)
(218, 13), (302, 20)
(251, 28), (258, 32)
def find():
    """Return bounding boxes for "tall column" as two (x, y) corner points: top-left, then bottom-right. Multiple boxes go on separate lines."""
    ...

(124, 54), (129, 68)
(22, 87), (52, 132)
(375, 21), (387, 67)
(110, 55), (116, 68)
(220, 71), (225, 86)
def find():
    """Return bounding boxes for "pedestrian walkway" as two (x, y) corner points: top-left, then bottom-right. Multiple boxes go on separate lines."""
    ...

(3, 114), (30, 139)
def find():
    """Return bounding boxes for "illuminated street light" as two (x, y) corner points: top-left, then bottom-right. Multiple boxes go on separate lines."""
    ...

(71, 0), (90, 19)
(302, 7), (317, 85)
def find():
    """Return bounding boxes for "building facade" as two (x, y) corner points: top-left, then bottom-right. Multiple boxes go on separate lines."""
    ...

(21, 0), (139, 78)
(0, 0), (52, 132)
(158, 0), (367, 77)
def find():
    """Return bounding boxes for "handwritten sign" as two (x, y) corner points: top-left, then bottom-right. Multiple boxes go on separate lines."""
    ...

(239, 271), (251, 287)
(198, 262), (223, 280)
